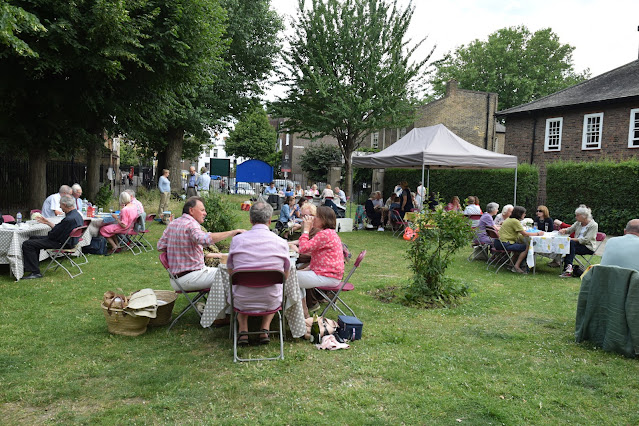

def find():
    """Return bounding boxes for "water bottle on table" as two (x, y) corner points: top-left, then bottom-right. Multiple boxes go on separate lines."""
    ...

(16, 212), (22, 224)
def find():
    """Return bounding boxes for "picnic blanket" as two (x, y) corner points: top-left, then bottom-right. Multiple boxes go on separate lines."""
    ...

(575, 265), (639, 358)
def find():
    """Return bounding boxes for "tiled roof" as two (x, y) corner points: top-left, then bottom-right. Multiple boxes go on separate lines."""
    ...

(496, 60), (639, 116)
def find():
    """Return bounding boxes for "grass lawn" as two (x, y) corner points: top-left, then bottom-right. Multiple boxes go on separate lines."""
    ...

(1, 195), (638, 424)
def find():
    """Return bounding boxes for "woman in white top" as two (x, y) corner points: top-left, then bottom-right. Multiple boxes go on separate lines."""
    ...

(494, 204), (513, 227)
(320, 184), (334, 200)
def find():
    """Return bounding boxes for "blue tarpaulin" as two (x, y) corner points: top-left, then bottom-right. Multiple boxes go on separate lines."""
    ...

(235, 159), (273, 183)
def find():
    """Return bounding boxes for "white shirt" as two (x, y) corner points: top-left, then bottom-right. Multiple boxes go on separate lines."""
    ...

(42, 193), (61, 218)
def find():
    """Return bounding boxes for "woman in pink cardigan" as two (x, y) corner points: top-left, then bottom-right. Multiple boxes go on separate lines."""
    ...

(298, 206), (344, 318)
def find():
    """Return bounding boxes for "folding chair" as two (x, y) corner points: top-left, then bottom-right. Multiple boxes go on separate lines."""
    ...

(3, 214), (16, 223)
(159, 252), (209, 331)
(390, 209), (410, 237)
(485, 227), (517, 273)
(116, 215), (143, 255)
(468, 221), (492, 261)
(133, 213), (156, 252)
(317, 250), (366, 318)
(43, 225), (88, 278)
(575, 232), (606, 268)
(229, 270), (286, 362)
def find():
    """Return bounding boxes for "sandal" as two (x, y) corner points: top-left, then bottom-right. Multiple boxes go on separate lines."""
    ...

(237, 331), (249, 347)
(104, 247), (118, 256)
(259, 329), (270, 345)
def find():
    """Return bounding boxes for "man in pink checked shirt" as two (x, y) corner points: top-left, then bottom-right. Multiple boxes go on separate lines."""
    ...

(157, 197), (245, 293)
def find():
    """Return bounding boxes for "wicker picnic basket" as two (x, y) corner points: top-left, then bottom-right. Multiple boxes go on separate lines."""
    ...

(101, 303), (150, 336)
(148, 290), (178, 327)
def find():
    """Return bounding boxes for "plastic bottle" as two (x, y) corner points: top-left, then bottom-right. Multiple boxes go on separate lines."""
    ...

(16, 212), (22, 224)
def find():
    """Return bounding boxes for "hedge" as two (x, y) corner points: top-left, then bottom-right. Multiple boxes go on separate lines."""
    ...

(546, 159), (639, 236)
(382, 163), (539, 213)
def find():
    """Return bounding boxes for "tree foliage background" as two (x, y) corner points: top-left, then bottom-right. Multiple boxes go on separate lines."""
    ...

(271, 0), (432, 196)
(428, 26), (590, 111)
(299, 144), (342, 183)
(225, 106), (277, 160)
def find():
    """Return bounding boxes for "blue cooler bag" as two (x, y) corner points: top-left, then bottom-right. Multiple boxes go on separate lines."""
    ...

(338, 315), (363, 341)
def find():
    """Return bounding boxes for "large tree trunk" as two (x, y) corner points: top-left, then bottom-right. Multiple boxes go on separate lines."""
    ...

(86, 140), (102, 202)
(28, 149), (47, 210)
(165, 127), (184, 192)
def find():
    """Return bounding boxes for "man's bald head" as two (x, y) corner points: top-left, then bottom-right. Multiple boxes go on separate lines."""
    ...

(625, 219), (639, 236)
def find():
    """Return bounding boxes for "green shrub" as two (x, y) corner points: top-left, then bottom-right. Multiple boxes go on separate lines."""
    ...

(200, 192), (239, 233)
(94, 183), (113, 208)
(546, 159), (639, 235)
(382, 163), (538, 212)
(404, 207), (476, 307)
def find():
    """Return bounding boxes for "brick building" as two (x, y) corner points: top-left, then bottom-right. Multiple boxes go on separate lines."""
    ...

(495, 60), (639, 202)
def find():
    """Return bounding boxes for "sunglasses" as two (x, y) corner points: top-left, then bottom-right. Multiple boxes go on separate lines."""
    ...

(537, 209), (543, 212)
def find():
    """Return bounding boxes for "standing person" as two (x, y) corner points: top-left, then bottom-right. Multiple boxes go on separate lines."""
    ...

(157, 197), (245, 292)
(415, 182), (425, 210)
(399, 181), (414, 218)
(558, 205), (598, 278)
(22, 195), (83, 279)
(186, 166), (198, 198)
(297, 206), (344, 318)
(227, 202), (290, 345)
(71, 184), (84, 212)
(600, 219), (639, 271)
(197, 167), (211, 196)
(41, 185), (72, 218)
(157, 169), (171, 219)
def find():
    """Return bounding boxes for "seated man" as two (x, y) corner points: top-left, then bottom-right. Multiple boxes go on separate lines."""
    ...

(227, 202), (290, 345)
(600, 219), (639, 271)
(125, 189), (145, 218)
(157, 197), (245, 292)
(41, 185), (72, 218)
(364, 192), (383, 231)
(334, 186), (347, 206)
(264, 182), (278, 195)
(22, 195), (83, 279)
(71, 184), (84, 212)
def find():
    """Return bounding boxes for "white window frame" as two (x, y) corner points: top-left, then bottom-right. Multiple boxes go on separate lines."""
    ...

(628, 108), (639, 148)
(582, 112), (604, 150)
(213, 148), (218, 158)
(544, 117), (563, 152)
(371, 132), (379, 149)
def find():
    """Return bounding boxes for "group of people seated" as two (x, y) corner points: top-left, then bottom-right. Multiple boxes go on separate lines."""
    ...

(158, 196), (346, 346)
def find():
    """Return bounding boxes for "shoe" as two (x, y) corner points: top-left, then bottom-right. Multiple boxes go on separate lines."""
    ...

(259, 329), (271, 345)
(195, 302), (205, 314)
(560, 266), (573, 278)
(22, 273), (43, 280)
(237, 331), (249, 347)
(547, 261), (561, 268)
(377, 226), (384, 232)
(308, 302), (321, 312)
(365, 224), (374, 229)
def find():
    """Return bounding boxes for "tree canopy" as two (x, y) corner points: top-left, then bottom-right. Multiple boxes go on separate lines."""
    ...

(271, 0), (432, 196)
(224, 106), (277, 160)
(428, 26), (590, 111)
(299, 144), (342, 183)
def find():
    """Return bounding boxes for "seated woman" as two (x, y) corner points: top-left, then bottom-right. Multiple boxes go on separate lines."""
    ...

(445, 196), (461, 212)
(297, 206), (344, 318)
(558, 205), (598, 278)
(498, 206), (545, 274)
(364, 193), (383, 230)
(494, 204), (513, 227)
(476, 202), (499, 245)
(321, 184), (334, 200)
(292, 198), (306, 223)
(100, 192), (138, 255)
(294, 184), (304, 198)
(284, 185), (295, 197)
(277, 196), (301, 238)
(473, 196), (483, 214)
(534, 205), (554, 232)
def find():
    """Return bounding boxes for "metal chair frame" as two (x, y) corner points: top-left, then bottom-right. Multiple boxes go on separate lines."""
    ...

(43, 225), (88, 278)
(133, 213), (156, 252)
(485, 227), (517, 273)
(229, 269), (286, 362)
(575, 232), (607, 269)
(159, 252), (210, 331)
(116, 215), (143, 255)
(316, 250), (366, 318)
(390, 209), (410, 237)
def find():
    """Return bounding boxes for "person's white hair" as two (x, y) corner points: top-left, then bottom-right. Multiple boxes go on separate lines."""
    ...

(486, 202), (499, 214)
(60, 194), (75, 209)
(59, 185), (72, 195)
(119, 191), (131, 205)
(71, 183), (82, 194)
(125, 189), (135, 198)
(575, 205), (592, 220)
(501, 204), (514, 215)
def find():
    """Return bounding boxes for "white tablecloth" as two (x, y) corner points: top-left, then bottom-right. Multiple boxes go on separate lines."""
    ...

(526, 232), (571, 268)
(0, 218), (93, 281)
(200, 264), (307, 338)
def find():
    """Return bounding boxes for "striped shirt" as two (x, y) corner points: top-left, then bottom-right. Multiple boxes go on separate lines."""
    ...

(157, 214), (213, 275)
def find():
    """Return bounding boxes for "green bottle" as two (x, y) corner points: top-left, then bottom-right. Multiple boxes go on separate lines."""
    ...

(310, 314), (321, 344)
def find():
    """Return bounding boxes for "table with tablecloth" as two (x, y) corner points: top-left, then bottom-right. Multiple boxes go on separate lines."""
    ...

(200, 263), (307, 338)
(526, 232), (571, 269)
(0, 218), (93, 281)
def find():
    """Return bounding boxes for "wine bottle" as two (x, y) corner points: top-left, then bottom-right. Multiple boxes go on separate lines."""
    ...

(310, 314), (321, 344)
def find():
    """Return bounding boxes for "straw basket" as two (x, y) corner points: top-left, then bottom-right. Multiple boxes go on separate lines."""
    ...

(101, 303), (149, 336)
(149, 290), (178, 327)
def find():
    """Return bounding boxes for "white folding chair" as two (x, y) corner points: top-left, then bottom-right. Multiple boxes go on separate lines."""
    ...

(43, 225), (88, 279)
(316, 250), (366, 318)
(230, 270), (286, 362)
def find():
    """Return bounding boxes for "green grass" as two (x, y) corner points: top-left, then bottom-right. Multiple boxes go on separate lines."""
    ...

(1, 195), (638, 424)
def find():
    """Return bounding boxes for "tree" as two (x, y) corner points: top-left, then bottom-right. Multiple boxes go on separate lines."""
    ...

(225, 106), (277, 160)
(271, 0), (431, 196)
(0, 1), (46, 58)
(428, 26), (590, 111)
(299, 144), (342, 183)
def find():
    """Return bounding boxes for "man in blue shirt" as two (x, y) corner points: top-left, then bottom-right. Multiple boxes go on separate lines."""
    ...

(264, 182), (278, 195)
(600, 219), (639, 271)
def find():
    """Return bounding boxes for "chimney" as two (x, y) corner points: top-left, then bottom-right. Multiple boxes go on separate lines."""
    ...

(445, 79), (458, 97)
